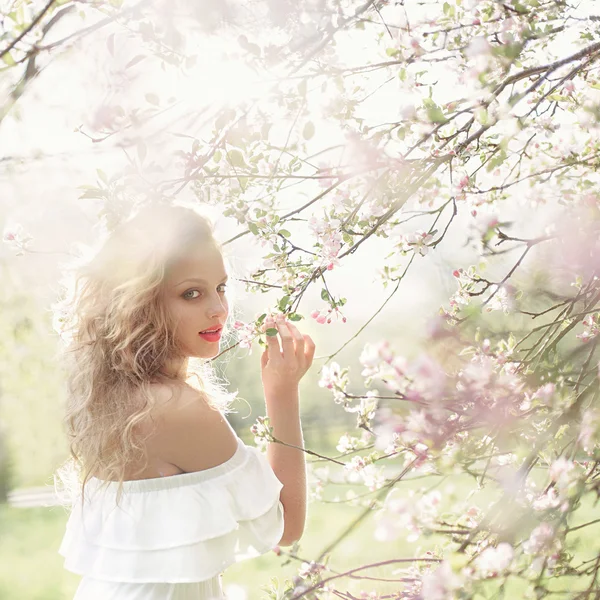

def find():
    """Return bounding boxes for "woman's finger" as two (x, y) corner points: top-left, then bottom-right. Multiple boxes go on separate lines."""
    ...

(275, 314), (295, 356)
(284, 319), (305, 358)
(263, 316), (282, 362)
(303, 334), (315, 366)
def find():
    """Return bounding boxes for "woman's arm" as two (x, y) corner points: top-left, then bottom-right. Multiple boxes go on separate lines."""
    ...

(264, 384), (307, 547)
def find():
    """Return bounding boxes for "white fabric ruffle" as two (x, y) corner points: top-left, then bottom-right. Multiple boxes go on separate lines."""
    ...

(59, 437), (285, 583)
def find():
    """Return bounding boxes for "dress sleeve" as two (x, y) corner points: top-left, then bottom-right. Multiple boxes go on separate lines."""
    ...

(58, 440), (285, 583)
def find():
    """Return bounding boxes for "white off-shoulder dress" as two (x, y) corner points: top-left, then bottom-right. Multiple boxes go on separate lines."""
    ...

(59, 436), (285, 599)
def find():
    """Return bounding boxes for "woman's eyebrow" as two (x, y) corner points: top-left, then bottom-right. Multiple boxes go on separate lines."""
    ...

(174, 275), (229, 287)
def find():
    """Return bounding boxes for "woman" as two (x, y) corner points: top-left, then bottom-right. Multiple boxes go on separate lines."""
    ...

(55, 203), (314, 599)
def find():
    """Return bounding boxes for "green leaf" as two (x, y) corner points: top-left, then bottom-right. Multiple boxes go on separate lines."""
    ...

(2, 52), (16, 67)
(79, 189), (106, 200)
(288, 313), (303, 321)
(475, 108), (488, 125)
(426, 105), (447, 124)
(266, 328), (278, 337)
(279, 229), (291, 238)
(248, 222), (259, 235)
(227, 149), (247, 169)
(303, 121), (315, 140)
(145, 93), (159, 105)
(126, 55), (145, 69)
(486, 148), (507, 171)
(96, 169), (108, 184)
(256, 313), (267, 325)
(321, 288), (330, 301)
(278, 295), (290, 310)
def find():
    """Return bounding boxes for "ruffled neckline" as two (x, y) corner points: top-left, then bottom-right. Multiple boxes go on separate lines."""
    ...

(87, 435), (246, 494)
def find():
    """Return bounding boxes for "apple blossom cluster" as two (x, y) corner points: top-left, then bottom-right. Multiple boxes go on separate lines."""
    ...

(297, 560), (326, 580)
(344, 457), (386, 492)
(342, 332), (600, 586)
(336, 432), (368, 454)
(344, 392), (380, 431)
(444, 267), (477, 318)
(374, 487), (443, 543)
(250, 415), (274, 448)
(310, 306), (347, 325)
(416, 560), (463, 600)
(473, 542), (514, 579)
(576, 312), (600, 342)
(360, 340), (448, 405)
(484, 284), (515, 314)
(231, 319), (256, 352)
(522, 522), (561, 573)
(548, 457), (586, 508)
(317, 361), (350, 404)
(50, 297), (73, 345)
(2, 223), (33, 256)
(308, 214), (342, 271)
(578, 408), (600, 456)
(393, 229), (435, 257)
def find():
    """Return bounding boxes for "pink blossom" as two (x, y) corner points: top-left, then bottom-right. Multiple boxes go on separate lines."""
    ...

(318, 362), (349, 404)
(523, 522), (555, 555)
(2, 222), (32, 255)
(465, 36), (491, 59)
(421, 561), (463, 600)
(336, 433), (361, 453)
(528, 383), (555, 405)
(318, 362), (343, 389)
(576, 313), (599, 342)
(373, 407), (404, 451)
(345, 455), (367, 472)
(578, 409), (600, 454)
(475, 543), (514, 578)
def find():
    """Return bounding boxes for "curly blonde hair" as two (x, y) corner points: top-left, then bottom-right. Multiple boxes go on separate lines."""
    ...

(53, 203), (239, 509)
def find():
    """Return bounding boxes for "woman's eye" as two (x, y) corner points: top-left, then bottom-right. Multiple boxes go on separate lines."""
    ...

(183, 285), (226, 300)
(183, 289), (201, 300)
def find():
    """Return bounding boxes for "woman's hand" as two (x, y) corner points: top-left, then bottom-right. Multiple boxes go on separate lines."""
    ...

(260, 313), (315, 393)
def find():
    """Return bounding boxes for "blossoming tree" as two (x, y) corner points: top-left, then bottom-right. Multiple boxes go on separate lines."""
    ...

(3, 0), (600, 598)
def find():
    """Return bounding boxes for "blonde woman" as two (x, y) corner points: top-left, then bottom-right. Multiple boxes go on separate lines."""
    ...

(55, 204), (313, 599)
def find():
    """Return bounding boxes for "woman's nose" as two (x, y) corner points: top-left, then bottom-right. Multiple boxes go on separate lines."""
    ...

(208, 297), (227, 319)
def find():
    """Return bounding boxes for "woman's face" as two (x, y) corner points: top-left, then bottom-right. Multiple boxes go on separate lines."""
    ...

(163, 242), (229, 360)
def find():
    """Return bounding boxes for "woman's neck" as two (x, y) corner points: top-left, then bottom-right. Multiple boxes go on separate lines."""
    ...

(159, 356), (189, 381)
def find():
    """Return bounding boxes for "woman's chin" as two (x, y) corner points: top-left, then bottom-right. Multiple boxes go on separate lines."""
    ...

(194, 345), (221, 359)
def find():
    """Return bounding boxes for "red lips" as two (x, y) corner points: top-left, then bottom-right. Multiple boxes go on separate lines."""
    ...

(199, 326), (223, 334)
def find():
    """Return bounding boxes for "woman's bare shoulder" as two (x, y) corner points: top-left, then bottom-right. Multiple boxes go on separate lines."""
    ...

(140, 380), (239, 473)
